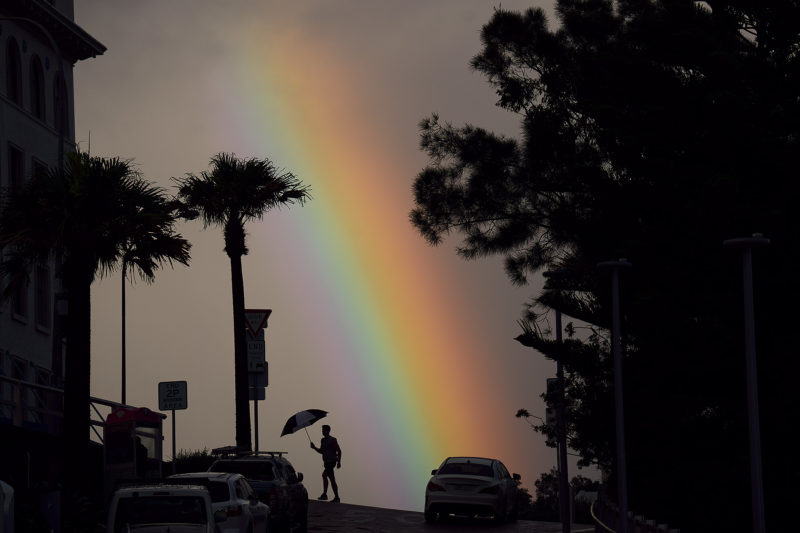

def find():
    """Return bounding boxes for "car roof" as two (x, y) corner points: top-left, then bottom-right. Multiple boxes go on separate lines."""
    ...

(169, 472), (240, 481)
(114, 484), (210, 496)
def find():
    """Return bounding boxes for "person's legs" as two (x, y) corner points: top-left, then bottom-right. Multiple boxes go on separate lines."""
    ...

(319, 468), (329, 499)
(329, 469), (339, 500)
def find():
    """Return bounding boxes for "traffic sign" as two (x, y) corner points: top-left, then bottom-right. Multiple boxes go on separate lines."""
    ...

(249, 362), (268, 388)
(244, 309), (272, 337)
(247, 329), (266, 372)
(158, 380), (187, 411)
(249, 387), (265, 401)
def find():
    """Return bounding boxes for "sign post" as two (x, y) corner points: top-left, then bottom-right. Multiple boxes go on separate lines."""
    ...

(245, 310), (271, 451)
(158, 380), (188, 474)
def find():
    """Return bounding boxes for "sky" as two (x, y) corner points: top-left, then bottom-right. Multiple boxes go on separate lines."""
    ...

(73, 0), (595, 511)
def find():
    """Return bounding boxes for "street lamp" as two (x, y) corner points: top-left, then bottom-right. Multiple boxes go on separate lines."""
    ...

(597, 258), (632, 533)
(723, 234), (769, 533)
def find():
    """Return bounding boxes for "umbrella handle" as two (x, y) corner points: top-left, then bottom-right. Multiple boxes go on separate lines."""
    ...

(305, 426), (311, 442)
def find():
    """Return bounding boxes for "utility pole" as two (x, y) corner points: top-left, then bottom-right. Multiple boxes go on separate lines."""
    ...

(598, 259), (632, 533)
(723, 235), (769, 533)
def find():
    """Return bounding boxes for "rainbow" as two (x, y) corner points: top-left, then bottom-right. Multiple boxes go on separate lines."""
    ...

(208, 23), (531, 511)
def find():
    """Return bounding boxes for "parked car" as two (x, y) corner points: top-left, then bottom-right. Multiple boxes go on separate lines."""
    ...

(106, 483), (224, 533)
(208, 449), (308, 533)
(166, 472), (269, 533)
(424, 456), (521, 523)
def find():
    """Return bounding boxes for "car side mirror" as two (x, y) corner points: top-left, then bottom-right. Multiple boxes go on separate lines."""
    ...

(214, 509), (228, 523)
(513, 473), (521, 481)
(431, 469), (438, 475)
(296, 472), (304, 483)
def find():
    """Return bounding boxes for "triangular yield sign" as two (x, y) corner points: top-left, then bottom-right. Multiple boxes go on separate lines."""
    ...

(244, 309), (272, 337)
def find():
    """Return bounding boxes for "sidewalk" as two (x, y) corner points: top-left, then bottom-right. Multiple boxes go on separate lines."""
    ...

(307, 500), (595, 532)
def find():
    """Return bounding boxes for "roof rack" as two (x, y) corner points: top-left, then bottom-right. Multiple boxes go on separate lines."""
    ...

(248, 451), (287, 458)
(210, 446), (287, 458)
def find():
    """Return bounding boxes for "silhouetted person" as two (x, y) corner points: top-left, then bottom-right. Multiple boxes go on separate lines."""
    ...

(310, 424), (341, 502)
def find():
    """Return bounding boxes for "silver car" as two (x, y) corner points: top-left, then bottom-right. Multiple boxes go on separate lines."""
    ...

(107, 484), (223, 533)
(424, 456), (521, 523)
(167, 472), (269, 533)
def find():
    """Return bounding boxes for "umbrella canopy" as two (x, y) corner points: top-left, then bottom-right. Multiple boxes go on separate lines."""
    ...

(280, 409), (328, 437)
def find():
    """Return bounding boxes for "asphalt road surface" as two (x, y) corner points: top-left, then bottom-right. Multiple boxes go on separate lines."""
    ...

(307, 500), (595, 533)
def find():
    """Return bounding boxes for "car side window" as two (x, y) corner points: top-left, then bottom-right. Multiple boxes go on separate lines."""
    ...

(241, 479), (255, 499)
(235, 480), (249, 499)
(497, 462), (511, 479)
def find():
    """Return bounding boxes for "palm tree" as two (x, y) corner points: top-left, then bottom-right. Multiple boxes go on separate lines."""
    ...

(174, 152), (310, 450)
(0, 151), (190, 502)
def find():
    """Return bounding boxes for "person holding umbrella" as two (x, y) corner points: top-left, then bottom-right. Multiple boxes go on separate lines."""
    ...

(310, 424), (342, 502)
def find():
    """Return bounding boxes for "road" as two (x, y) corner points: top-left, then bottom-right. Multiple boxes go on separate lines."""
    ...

(307, 500), (595, 533)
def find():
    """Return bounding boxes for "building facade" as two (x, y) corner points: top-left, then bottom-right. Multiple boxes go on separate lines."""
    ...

(0, 0), (104, 436)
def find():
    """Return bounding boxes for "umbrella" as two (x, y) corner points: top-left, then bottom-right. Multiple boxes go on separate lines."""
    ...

(280, 409), (328, 441)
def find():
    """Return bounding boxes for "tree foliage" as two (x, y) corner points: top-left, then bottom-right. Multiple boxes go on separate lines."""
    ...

(0, 151), (190, 523)
(411, 2), (800, 531)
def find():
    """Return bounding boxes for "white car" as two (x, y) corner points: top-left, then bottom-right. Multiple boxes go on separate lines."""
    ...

(167, 472), (270, 533)
(107, 484), (223, 533)
(424, 456), (521, 523)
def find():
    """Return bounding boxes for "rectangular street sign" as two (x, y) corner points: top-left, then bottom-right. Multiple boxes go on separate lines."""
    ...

(249, 363), (268, 388)
(158, 380), (187, 411)
(249, 387), (265, 401)
(247, 329), (265, 371)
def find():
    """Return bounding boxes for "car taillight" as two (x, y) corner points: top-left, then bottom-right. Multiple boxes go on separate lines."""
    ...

(269, 488), (279, 506)
(480, 484), (500, 495)
(426, 481), (445, 492)
(227, 505), (243, 516)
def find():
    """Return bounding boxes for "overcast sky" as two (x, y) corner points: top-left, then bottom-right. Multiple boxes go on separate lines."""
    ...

(72, 0), (594, 511)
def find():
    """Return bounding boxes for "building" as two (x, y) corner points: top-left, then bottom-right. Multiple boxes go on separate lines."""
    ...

(0, 0), (104, 494)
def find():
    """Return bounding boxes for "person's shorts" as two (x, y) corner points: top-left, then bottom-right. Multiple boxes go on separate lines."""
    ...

(323, 461), (337, 473)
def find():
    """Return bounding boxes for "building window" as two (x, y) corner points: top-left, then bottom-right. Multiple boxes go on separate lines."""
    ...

(7, 144), (23, 191)
(35, 265), (51, 330)
(12, 277), (28, 319)
(30, 55), (46, 120)
(54, 74), (68, 135)
(5, 38), (22, 105)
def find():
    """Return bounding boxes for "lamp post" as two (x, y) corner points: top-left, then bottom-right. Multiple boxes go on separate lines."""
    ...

(544, 270), (571, 533)
(723, 234), (769, 533)
(597, 258), (632, 533)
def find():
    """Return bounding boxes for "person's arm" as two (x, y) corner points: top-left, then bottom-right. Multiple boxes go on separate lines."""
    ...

(335, 438), (342, 467)
(310, 441), (320, 453)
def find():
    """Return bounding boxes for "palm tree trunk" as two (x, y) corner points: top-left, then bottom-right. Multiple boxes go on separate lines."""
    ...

(229, 251), (252, 450)
(61, 256), (93, 523)
(121, 262), (127, 405)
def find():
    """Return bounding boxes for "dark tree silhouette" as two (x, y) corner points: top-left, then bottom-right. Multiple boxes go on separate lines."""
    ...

(0, 152), (190, 523)
(174, 153), (310, 450)
(411, 2), (800, 532)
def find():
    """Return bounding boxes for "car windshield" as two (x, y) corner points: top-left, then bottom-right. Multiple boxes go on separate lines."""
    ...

(210, 461), (275, 481)
(438, 462), (493, 477)
(114, 496), (207, 532)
